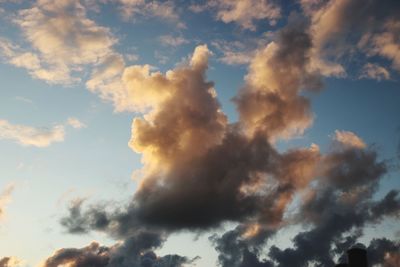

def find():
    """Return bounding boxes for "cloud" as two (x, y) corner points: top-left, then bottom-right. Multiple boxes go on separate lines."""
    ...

(301, 0), (400, 76)
(67, 117), (87, 129)
(368, 238), (400, 267)
(234, 15), (323, 141)
(88, 45), (215, 112)
(208, 135), (399, 267)
(85, 53), (127, 110)
(0, 184), (15, 220)
(192, 0), (281, 31)
(333, 130), (366, 150)
(210, 225), (274, 267)
(159, 35), (189, 47)
(216, 0), (280, 30)
(211, 40), (256, 65)
(125, 53), (139, 62)
(115, 0), (184, 28)
(63, 35), (400, 264)
(367, 19), (400, 72)
(0, 0), (187, 110)
(0, 257), (22, 267)
(15, 96), (34, 104)
(56, 19), (400, 267)
(41, 230), (196, 267)
(360, 63), (391, 80)
(0, 0), (117, 84)
(267, 142), (397, 267)
(3, 2), (394, 265)
(0, 119), (65, 147)
(54, 10), (400, 266)
(60, 38), (322, 238)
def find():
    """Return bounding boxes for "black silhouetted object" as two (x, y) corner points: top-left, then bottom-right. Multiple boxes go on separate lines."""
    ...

(347, 244), (368, 267)
(334, 243), (368, 267)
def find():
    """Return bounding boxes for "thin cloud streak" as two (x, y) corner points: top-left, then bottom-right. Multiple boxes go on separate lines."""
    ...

(0, 120), (65, 147)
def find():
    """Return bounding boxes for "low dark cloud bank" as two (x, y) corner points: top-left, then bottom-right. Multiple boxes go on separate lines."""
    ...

(43, 230), (195, 267)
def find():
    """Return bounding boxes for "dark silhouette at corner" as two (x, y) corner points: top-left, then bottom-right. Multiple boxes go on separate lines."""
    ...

(335, 244), (368, 267)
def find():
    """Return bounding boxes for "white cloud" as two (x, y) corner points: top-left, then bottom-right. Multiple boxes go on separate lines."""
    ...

(67, 117), (87, 129)
(360, 63), (390, 81)
(0, 119), (65, 147)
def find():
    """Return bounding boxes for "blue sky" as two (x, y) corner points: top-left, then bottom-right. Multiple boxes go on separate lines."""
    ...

(0, 1), (400, 267)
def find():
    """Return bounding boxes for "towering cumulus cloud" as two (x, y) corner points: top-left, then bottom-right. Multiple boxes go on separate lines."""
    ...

(61, 37), (322, 235)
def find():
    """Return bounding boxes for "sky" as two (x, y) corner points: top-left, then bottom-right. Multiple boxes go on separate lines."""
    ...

(0, 0), (400, 266)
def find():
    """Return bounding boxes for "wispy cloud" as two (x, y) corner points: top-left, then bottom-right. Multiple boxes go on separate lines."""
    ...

(333, 130), (367, 150)
(0, 116), (88, 147)
(0, 184), (15, 220)
(301, 0), (400, 77)
(364, 19), (400, 72)
(190, 0), (281, 30)
(159, 35), (189, 47)
(360, 63), (391, 81)
(211, 39), (256, 65)
(115, 0), (185, 28)
(66, 117), (87, 129)
(0, 120), (64, 147)
(15, 96), (34, 104)
(0, 0), (117, 85)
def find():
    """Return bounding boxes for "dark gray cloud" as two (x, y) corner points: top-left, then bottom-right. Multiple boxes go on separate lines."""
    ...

(367, 238), (400, 267)
(209, 144), (399, 267)
(210, 225), (274, 267)
(267, 147), (398, 267)
(44, 230), (193, 267)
